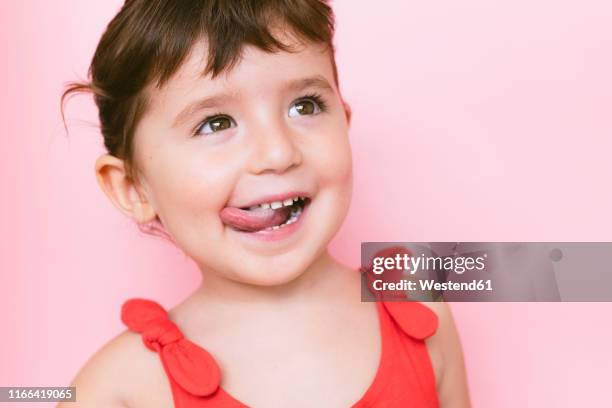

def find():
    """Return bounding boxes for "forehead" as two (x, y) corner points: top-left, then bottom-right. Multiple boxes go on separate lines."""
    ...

(145, 36), (337, 115)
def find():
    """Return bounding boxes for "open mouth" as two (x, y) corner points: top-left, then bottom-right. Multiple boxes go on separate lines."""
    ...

(246, 196), (309, 231)
(220, 196), (311, 234)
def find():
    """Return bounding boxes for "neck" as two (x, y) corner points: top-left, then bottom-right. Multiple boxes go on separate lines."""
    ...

(192, 249), (353, 307)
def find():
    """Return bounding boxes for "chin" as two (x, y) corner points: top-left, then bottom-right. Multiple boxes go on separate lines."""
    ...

(230, 257), (312, 287)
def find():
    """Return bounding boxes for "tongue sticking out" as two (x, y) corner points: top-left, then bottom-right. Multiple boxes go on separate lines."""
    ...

(220, 205), (291, 232)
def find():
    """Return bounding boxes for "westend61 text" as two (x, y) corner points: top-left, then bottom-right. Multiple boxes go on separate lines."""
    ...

(372, 279), (493, 292)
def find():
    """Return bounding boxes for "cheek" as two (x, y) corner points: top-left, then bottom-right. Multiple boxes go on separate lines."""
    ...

(310, 125), (353, 188)
(145, 147), (240, 231)
(306, 124), (353, 234)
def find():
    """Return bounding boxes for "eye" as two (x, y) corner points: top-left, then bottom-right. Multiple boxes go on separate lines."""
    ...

(194, 115), (235, 136)
(288, 94), (327, 118)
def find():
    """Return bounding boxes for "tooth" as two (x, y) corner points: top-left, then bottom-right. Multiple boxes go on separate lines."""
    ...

(249, 205), (259, 211)
(270, 201), (283, 209)
(260, 203), (271, 209)
(283, 198), (293, 207)
(272, 225), (280, 230)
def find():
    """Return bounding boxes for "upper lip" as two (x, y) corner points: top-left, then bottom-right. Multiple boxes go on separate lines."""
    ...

(232, 191), (312, 209)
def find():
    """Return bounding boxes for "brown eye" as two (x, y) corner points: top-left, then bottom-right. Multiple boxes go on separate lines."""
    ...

(196, 115), (235, 135)
(289, 98), (322, 117)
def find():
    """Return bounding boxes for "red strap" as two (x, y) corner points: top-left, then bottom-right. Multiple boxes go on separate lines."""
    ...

(121, 298), (221, 396)
(361, 245), (439, 339)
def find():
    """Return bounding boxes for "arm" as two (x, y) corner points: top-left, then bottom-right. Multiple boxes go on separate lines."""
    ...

(57, 334), (133, 408)
(423, 302), (471, 408)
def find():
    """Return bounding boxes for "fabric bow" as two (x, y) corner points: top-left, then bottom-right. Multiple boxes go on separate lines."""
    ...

(381, 301), (439, 340)
(361, 245), (440, 340)
(121, 298), (221, 396)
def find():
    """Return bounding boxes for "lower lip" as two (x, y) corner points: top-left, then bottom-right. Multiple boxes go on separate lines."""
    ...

(231, 200), (311, 242)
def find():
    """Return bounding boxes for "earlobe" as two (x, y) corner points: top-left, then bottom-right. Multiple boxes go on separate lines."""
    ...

(342, 100), (352, 126)
(94, 154), (157, 224)
(129, 188), (157, 224)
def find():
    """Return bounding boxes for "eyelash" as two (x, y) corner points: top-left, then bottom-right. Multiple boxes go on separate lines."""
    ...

(301, 92), (328, 113)
(191, 93), (329, 137)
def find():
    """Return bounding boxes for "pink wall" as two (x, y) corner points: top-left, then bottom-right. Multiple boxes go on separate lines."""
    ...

(2, 1), (611, 406)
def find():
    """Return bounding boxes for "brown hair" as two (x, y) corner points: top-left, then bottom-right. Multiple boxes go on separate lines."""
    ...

(60, 0), (338, 237)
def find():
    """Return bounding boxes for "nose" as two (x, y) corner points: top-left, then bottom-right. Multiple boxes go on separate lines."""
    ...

(246, 117), (303, 175)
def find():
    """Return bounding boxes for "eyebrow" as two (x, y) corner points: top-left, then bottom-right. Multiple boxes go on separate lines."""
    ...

(171, 75), (334, 129)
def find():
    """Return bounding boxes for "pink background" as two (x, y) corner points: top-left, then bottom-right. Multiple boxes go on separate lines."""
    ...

(2, 0), (611, 406)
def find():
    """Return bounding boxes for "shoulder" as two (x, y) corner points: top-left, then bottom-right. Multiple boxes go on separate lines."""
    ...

(419, 301), (454, 341)
(418, 302), (472, 407)
(418, 302), (456, 363)
(413, 302), (456, 377)
(383, 301), (470, 406)
(58, 329), (171, 408)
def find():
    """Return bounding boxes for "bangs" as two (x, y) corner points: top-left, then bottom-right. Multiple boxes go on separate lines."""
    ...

(93, 0), (336, 95)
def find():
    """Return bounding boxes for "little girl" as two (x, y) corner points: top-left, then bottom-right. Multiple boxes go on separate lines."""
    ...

(60, 1), (470, 407)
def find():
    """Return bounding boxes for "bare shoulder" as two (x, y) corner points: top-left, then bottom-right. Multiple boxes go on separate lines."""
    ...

(58, 330), (172, 408)
(418, 302), (472, 408)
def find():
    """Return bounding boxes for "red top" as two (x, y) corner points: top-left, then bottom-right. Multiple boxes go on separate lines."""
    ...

(121, 298), (440, 407)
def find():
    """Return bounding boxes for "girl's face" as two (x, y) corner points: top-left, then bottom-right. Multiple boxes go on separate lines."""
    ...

(131, 37), (352, 286)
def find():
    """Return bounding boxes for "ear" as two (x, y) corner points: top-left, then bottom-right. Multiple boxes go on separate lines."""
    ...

(342, 99), (352, 126)
(94, 154), (157, 224)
